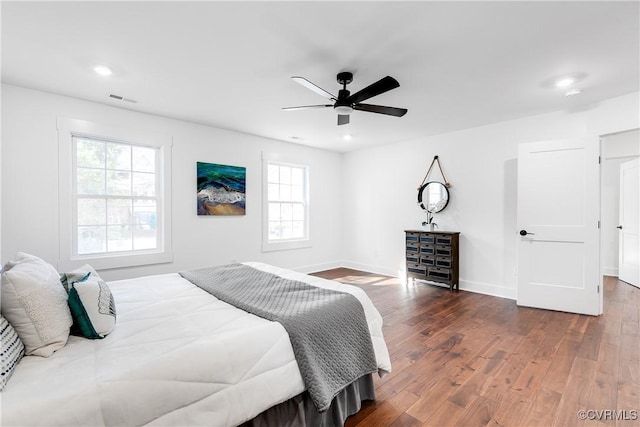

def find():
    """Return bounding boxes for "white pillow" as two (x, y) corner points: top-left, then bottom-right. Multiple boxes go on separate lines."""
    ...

(60, 263), (99, 292)
(68, 273), (116, 339)
(1, 252), (72, 356)
(0, 315), (25, 390)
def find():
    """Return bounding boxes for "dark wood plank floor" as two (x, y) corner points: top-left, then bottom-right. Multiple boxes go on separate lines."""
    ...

(311, 269), (640, 427)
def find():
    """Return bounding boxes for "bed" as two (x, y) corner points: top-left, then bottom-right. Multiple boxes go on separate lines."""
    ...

(1, 261), (391, 426)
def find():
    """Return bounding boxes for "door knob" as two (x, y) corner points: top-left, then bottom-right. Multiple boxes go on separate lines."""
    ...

(519, 230), (535, 236)
(617, 225), (623, 229)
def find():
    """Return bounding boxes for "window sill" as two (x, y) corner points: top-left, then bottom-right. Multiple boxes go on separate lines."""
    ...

(262, 239), (312, 252)
(58, 251), (173, 272)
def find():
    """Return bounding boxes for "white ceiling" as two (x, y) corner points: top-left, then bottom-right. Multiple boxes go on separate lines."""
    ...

(2, 1), (638, 152)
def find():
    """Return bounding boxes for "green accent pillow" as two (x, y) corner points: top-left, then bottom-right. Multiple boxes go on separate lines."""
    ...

(68, 273), (116, 339)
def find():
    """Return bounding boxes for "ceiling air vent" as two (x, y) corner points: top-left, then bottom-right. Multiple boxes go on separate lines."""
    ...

(109, 94), (137, 103)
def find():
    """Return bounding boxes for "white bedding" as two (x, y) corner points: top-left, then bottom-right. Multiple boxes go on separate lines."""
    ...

(1, 262), (391, 426)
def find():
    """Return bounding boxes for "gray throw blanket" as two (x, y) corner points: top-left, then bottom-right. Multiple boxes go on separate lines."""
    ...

(179, 264), (378, 412)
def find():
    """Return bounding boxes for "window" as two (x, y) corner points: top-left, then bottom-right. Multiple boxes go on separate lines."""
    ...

(58, 118), (172, 270)
(262, 155), (310, 251)
(74, 137), (159, 255)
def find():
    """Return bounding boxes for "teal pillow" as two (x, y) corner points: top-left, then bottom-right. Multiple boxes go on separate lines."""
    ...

(68, 273), (116, 339)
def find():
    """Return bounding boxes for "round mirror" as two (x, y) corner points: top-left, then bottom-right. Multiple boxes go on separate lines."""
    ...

(417, 181), (449, 213)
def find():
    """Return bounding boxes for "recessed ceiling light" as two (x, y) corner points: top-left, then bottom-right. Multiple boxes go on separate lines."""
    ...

(555, 77), (574, 88)
(94, 65), (113, 76)
(343, 134), (352, 140)
(565, 89), (582, 97)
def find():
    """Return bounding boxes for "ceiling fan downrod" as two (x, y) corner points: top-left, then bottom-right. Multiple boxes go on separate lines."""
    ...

(335, 72), (354, 115)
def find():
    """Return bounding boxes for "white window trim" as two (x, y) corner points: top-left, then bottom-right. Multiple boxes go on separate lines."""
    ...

(57, 117), (173, 271)
(262, 152), (311, 252)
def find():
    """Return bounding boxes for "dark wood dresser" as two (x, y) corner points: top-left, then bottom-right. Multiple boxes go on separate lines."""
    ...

(404, 230), (460, 291)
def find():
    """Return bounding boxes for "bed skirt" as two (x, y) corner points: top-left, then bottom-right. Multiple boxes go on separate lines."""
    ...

(242, 374), (375, 427)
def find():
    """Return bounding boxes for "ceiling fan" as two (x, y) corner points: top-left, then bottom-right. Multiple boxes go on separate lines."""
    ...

(282, 72), (408, 125)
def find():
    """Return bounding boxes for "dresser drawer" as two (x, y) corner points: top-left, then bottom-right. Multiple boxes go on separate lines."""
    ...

(406, 242), (419, 253)
(420, 256), (435, 267)
(435, 235), (452, 245)
(435, 245), (452, 257)
(406, 232), (420, 243)
(420, 234), (435, 244)
(407, 263), (427, 275)
(435, 257), (452, 269)
(427, 266), (451, 282)
(420, 244), (435, 256)
(406, 253), (419, 263)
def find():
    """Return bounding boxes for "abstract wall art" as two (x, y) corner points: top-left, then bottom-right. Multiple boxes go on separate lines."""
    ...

(197, 162), (246, 215)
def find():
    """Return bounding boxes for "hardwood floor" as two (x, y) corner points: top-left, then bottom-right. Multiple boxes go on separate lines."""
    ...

(311, 269), (640, 427)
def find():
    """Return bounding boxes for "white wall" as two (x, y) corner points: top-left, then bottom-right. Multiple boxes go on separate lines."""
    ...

(602, 129), (640, 158)
(3, 85), (638, 296)
(0, 84), (3, 266)
(1, 84), (343, 280)
(342, 92), (640, 299)
(601, 129), (640, 276)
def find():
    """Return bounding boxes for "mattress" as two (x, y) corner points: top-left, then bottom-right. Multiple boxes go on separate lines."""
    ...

(1, 262), (391, 426)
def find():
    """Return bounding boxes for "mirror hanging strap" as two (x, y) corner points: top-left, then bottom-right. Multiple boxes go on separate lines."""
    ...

(418, 155), (451, 189)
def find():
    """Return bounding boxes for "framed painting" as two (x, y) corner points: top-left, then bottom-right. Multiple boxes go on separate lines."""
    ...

(197, 162), (246, 215)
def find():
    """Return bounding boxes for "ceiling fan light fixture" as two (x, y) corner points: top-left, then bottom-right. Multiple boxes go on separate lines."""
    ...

(335, 105), (353, 115)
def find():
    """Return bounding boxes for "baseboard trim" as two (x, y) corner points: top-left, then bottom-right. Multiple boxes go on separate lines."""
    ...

(602, 267), (619, 277)
(408, 278), (516, 300)
(338, 261), (399, 278)
(293, 261), (344, 274)
(458, 279), (516, 300)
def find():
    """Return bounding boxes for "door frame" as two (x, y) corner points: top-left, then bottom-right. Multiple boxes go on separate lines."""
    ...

(599, 128), (640, 311)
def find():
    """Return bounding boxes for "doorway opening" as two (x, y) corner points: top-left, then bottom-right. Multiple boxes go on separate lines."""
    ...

(600, 128), (639, 290)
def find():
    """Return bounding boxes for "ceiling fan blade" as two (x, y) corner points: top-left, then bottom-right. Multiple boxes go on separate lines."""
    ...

(346, 76), (400, 104)
(353, 103), (408, 117)
(282, 104), (333, 111)
(292, 77), (336, 100)
(337, 114), (350, 125)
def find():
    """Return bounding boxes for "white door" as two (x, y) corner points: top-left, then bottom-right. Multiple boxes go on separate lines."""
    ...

(618, 158), (639, 287)
(517, 138), (600, 315)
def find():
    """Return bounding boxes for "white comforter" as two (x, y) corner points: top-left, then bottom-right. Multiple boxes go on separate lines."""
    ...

(1, 262), (391, 426)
